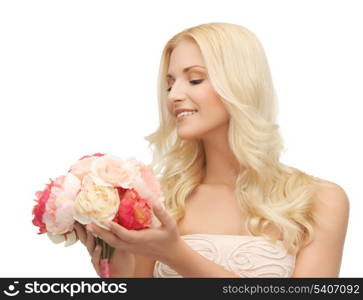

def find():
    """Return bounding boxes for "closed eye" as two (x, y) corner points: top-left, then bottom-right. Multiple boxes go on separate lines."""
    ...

(190, 79), (204, 85)
(166, 79), (204, 92)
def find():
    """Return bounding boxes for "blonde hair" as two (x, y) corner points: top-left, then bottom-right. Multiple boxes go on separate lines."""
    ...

(145, 22), (324, 256)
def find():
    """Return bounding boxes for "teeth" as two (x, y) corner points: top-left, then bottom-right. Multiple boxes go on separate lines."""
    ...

(177, 111), (197, 118)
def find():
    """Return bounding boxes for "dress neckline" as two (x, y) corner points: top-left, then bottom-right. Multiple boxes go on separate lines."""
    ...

(180, 233), (284, 244)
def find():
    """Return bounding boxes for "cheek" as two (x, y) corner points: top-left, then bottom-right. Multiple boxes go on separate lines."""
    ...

(202, 102), (229, 125)
(199, 91), (229, 122)
(166, 102), (174, 117)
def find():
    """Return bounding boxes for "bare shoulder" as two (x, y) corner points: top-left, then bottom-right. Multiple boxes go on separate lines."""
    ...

(312, 179), (350, 222)
(291, 178), (350, 277)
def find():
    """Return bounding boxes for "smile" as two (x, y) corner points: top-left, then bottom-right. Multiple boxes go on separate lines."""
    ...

(176, 110), (198, 121)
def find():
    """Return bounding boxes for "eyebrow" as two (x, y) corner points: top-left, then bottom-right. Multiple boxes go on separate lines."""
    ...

(166, 65), (205, 79)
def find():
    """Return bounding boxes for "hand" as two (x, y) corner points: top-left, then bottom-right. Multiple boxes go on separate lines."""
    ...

(73, 221), (135, 277)
(86, 202), (181, 265)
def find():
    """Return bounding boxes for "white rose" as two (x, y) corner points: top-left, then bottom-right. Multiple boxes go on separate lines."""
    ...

(73, 175), (120, 230)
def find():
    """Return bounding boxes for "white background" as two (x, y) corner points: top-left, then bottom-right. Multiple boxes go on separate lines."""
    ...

(0, 0), (362, 277)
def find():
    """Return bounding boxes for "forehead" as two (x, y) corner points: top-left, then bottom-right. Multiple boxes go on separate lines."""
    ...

(168, 39), (205, 72)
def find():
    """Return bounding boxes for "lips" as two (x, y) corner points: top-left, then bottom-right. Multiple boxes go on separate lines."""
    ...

(174, 108), (198, 117)
(176, 111), (198, 122)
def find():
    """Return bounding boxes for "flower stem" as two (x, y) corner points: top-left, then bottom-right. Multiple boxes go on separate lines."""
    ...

(102, 239), (106, 259)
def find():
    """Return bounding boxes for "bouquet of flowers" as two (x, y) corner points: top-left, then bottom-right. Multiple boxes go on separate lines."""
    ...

(31, 152), (164, 278)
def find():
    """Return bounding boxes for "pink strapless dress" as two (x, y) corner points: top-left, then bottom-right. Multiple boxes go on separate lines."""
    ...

(153, 233), (296, 277)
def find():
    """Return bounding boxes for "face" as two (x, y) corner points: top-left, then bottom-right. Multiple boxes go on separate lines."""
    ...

(166, 39), (230, 140)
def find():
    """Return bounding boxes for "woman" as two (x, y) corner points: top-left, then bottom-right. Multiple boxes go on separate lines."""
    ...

(74, 22), (349, 277)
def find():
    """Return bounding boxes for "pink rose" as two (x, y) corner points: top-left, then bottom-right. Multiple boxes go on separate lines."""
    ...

(42, 172), (81, 234)
(32, 178), (54, 234)
(90, 155), (139, 188)
(68, 153), (105, 181)
(132, 161), (163, 204)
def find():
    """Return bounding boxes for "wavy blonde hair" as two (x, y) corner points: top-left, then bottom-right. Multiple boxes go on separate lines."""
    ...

(144, 22), (324, 256)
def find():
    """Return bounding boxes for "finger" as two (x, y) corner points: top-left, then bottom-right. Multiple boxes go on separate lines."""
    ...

(106, 221), (142, 243)
(87, 223), (126, 248)
(85, 230), (96, 256)
(152, 202), (176, 230)
(74, 222), (87, 244)
(91, 244), (102, 276)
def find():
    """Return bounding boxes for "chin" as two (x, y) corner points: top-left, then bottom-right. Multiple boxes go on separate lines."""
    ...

(177, 133), (199, 140)
(177, 129), (203, 140)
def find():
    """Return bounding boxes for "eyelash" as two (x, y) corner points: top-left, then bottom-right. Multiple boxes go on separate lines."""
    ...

(166, 79), (204, 92)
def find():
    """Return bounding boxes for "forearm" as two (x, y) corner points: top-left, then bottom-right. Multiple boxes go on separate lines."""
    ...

(164, 239), (240, 278)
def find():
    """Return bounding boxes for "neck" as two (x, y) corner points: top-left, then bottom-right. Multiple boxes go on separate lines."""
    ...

(200, 124), (241, 188)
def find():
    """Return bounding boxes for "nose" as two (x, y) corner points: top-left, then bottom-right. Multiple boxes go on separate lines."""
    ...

(167, 80), (186, 103)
